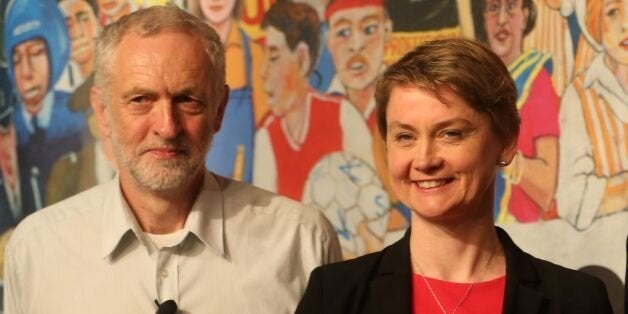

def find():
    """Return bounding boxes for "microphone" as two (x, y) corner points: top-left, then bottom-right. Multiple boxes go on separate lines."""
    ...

(155, 299), (178, 314)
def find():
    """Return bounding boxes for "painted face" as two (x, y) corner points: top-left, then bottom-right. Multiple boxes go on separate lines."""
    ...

(386, 86), (513, 222)
(326, 6), (390, 91)
(97, 0), (129, 20)
(96, 31), (223, 191)
(260, 26), (305, 116)
(0, 124), (18, 190)
(199, 0), (236, 26)
(12, 38), (50, 114)
(61, 0), (99, 73)
(600, 0), (628, 66)
(483, 0), (529, 65)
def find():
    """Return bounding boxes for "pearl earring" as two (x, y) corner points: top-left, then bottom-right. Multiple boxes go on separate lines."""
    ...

(498, 161), (507, 167)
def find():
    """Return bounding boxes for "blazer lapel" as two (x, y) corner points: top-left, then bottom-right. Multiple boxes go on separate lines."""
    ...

(498, 227), (551, 314)
(370, 229), (412, 314)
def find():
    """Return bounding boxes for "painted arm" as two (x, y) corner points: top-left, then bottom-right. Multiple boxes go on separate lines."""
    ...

(517, 136), (559, 211)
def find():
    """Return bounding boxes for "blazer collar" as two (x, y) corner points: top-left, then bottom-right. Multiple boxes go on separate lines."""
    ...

(368, 227), (552, 313)
(370, 229), (412, 313)
(498, 227), (547, 313)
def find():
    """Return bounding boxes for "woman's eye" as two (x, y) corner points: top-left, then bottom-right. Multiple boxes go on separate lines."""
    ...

(606, 8), (618, 18)
(442, 129), (463, 139)
(393, 132), (414, 145)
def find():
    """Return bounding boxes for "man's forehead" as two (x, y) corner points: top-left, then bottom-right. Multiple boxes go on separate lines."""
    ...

(264, 26), (288, 47)
(15, 38), (47, 52)
(328, 6), (385, 24)
(64, 0), (90, 14)
(111, 31), (210, 79)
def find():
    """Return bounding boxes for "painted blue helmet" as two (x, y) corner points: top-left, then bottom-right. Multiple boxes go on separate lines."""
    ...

(3, 0), (70, 90)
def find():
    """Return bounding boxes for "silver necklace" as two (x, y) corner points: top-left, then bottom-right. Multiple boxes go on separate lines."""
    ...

(411, 243), (497, 314)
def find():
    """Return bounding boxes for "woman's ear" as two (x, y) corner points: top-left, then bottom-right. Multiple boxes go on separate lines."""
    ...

(499, 135), (519, 165)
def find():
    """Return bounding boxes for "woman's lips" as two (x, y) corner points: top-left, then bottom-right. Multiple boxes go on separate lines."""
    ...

(494, 29), (510, 41)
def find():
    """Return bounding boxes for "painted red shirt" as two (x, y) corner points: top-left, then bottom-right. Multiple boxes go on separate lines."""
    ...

(510, 69), (560, 222)
(265, 93), (344, 200)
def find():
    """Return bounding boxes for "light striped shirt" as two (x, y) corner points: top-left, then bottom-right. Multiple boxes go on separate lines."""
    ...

(557, 54), (627, 229)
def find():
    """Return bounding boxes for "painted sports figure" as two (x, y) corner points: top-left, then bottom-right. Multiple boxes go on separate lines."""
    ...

(253, 0), (372, 201)
(4, 0), (86, 214)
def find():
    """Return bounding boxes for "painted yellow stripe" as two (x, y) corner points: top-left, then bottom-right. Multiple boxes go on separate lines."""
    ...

(510, 52), (551, 110)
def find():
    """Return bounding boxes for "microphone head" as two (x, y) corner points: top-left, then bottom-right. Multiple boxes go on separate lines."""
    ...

(156, 299), (178, 314)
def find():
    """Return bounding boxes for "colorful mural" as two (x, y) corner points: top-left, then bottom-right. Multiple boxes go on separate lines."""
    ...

(0, 0), (626, 311)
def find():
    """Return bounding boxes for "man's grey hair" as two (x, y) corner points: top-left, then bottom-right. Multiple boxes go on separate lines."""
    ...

(93, 5), (225, 104)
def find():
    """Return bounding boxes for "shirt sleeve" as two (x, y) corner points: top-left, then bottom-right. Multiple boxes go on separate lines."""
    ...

(518, 69), (560, 155)
(323, 224), (342, 264)
(4, 235), (23, 314)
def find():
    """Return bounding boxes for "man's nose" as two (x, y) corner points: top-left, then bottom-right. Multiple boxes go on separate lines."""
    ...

(154, 102), (181, 139)
(497, 4), (508, 24)
(348, 31), (365, 53)
(17, 56), (34, 79)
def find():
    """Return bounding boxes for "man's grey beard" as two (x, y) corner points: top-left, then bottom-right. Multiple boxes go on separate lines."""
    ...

(111, 132), (210, 191)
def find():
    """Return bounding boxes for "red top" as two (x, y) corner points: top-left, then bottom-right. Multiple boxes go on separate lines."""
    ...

(265, 92), (344, 201)
(509, 68), (560, 222)
(412, 274), (506, 314)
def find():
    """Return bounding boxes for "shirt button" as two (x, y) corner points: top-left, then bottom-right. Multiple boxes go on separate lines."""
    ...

(159, 269), (168, 278)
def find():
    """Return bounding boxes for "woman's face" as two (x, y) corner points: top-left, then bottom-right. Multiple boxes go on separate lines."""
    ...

(483, 0), (529, 65)
(199, 0), (237, 26)
(386, 85), (515, 222)
(600, 0), (628, 66)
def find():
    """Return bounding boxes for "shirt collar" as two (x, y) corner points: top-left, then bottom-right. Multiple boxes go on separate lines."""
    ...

(326, 75), (345, 95)
(20, 91), (54, 133)
(182, 170), (225, 256)
(326, 70), (381, 121)
(100, 174), (143, 259)
(584, 54), (628, 122)
(100, 170), (225, 259)
(226, 21), (241, 47)
(584, 54), (628, 103)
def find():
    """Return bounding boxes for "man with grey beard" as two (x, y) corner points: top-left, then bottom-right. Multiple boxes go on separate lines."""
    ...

(4, 6), (341, 314)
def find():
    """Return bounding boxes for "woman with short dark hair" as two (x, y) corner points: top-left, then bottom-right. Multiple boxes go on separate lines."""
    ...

(296, 38), (612, 314)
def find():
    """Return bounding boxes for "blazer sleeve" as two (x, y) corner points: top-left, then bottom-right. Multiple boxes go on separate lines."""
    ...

(589, 277), (613, 313)
(295, 267), (324, 314)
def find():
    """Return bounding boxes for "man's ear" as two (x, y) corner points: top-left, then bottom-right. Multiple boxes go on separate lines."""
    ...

(295, 41), (311, 78)
(89, 86), (111, 139)
(213, 84), (230, 133)
(325, 25), (332, 50)
(384, 17), (393, 41)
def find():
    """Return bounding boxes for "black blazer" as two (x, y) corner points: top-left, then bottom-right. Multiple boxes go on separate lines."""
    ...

(296, 227), (612, 314)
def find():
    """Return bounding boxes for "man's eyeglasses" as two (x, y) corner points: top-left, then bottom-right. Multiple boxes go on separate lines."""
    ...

(484, 0), (522, 16)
